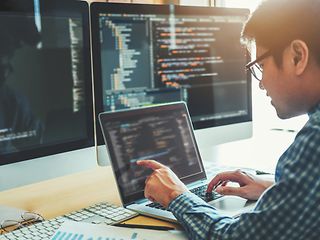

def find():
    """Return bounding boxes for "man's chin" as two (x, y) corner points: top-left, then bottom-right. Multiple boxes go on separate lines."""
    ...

(275, 107), (301, 120)
(276, 112), (290, 120)
(272, 102), (291, 119)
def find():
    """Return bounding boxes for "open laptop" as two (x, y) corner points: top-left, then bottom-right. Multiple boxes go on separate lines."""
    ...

(99, 102), (255, 222)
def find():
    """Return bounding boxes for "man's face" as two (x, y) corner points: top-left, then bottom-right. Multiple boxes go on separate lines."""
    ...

(256, 45), (305, 119)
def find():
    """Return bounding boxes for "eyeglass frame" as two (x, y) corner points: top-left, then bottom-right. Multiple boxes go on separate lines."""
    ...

(245, 49), (272, 81)
(0, 212), (44, 234)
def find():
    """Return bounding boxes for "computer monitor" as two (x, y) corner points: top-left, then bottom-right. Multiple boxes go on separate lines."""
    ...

(90, 3), (252, 165)
(0, 0), (95, 190)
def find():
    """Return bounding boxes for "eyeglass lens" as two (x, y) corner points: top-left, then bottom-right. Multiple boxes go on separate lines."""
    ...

(21, 212), (44, 222)
(1, 220), (23, 233)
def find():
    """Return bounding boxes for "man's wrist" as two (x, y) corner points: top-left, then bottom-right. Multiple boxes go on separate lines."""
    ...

(167, 190), (189, 206)
(170, 190), (187, 200)
(263, 179), (275, 188)
(168, 191), (207, 215)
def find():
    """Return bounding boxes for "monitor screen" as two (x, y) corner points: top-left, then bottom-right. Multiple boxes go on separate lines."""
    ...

(91, 3), (252, 152)
(0, 0), (93, 166)
(99, 102), (206, 204)
(99, 102), (205, 204)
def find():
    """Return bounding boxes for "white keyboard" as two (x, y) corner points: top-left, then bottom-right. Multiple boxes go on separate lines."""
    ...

(0, 202), (138, 240)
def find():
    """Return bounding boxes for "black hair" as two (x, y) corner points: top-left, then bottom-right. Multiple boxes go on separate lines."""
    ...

(241, 0), (320, 67)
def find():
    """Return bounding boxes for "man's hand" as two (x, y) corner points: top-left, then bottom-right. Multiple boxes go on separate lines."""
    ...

(137, 160), (189, 208)
(207, 170), (274, 200)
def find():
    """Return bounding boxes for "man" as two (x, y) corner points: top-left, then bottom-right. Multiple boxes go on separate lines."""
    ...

(137, 0), (320, 239)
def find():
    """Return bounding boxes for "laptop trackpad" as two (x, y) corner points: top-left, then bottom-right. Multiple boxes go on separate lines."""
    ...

(211, 196), (247, 210)
(209, 196), (254, 217)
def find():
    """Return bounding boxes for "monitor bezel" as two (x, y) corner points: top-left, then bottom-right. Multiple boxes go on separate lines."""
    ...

(90, 2), (252, 146)
(99, 102), (207, 206)
(0, 0), (94, 166)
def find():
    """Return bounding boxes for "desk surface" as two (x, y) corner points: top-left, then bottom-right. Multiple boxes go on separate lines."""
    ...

(0, 130), (296, 230)
(0, 166), (178, 228)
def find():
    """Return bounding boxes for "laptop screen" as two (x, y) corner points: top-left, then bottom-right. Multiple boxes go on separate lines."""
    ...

(99, 102), (206, 205)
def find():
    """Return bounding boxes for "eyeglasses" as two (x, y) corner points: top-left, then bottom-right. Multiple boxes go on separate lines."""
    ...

(0, 212), (44, 234)
(245, 50), (272, 81)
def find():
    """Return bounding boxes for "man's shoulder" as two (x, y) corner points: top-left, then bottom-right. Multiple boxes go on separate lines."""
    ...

(295, 114), (320, 147)
(277, 117), (320, 179)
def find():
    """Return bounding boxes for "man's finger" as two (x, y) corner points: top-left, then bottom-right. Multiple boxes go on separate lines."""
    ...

(215, 186), (244, 197)
(137, 159), (166, 170)
(220, 181), (229, 187)
(207, 171), (248, 192)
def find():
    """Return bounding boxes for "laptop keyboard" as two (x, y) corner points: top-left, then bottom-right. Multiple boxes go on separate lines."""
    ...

(146, 185), (223, 211)
(146, 202), (167, 211)
(191, 184), (223, 202)
(0, 202), (138, 240)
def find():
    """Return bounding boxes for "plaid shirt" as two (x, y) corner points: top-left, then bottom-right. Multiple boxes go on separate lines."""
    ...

(168, 103), (320, 240)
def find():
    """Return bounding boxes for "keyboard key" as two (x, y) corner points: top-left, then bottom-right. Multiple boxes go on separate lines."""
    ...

(190, 184), (223, 202)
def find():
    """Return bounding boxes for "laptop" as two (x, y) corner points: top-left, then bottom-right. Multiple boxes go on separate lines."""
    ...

(99, 102), (255, 222)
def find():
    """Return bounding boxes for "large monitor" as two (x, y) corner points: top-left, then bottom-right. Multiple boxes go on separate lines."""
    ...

(90, 3), (252, 164)
(0, 0), (95, 190)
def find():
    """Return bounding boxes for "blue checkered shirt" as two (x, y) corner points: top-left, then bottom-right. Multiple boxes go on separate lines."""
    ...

(168, 103), (320, 240)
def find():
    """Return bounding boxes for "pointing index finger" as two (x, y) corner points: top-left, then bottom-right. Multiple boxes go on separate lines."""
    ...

(136, 160), (166, 170)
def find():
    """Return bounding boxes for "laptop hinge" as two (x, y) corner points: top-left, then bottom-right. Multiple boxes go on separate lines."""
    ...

(128, 198), (148, 205)
(186, 179), (207, 188)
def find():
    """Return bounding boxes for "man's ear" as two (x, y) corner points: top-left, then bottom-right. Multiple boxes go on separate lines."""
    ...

(290, 40), (308, 75)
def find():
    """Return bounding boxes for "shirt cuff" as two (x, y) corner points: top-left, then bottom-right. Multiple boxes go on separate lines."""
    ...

(168, 192), (210, 217)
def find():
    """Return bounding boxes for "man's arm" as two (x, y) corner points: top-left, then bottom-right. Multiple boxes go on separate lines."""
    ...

(137, 160), (271, 207)
(138, 159), (319, 240)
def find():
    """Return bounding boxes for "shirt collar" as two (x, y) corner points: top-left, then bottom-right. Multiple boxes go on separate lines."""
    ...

(308, 102), (320, 117)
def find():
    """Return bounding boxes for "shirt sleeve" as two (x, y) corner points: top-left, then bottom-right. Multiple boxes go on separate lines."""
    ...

(168, 107), (320, 240)
(168, 169), (319, 240)
(168, 192), (237, 239)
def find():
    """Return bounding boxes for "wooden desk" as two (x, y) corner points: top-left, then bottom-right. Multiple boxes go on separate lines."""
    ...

(0, 130), (296, 231)
(0, 166), (178, 229)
